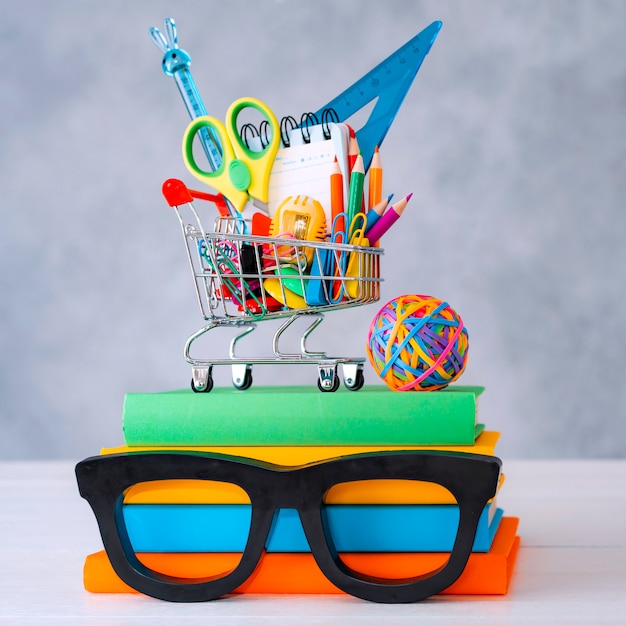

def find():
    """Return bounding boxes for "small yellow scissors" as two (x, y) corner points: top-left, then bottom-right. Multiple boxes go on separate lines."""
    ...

(182, 97), (280, 213)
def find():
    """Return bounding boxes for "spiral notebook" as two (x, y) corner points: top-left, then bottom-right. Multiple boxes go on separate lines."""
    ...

(266, 121), (350, 221)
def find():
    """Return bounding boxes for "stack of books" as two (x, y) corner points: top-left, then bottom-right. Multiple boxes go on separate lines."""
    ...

(83, 385), (519, 596)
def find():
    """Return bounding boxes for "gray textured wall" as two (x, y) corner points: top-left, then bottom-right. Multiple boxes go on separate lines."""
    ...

(2, 1), (625, 459)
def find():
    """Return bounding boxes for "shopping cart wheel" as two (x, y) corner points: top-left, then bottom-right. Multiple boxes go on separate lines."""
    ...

(317, 365), (340, 392)
(232, 364), (253, 391)
(343, 364), (365, 391)
(191, 367), (213, 393)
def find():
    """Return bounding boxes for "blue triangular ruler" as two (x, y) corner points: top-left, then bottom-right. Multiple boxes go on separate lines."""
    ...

(314, 21), (442, 170)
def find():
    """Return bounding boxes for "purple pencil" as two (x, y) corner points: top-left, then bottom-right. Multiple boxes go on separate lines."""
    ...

(364, 192), (413, 244)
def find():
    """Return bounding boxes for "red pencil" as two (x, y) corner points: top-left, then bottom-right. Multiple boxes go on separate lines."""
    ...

(347, 126), (359, 174)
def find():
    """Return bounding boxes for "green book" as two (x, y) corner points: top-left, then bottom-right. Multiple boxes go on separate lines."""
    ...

(122, 385), (485, 446)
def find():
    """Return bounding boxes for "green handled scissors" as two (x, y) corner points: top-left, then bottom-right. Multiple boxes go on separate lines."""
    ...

(182, 97), (280, 214)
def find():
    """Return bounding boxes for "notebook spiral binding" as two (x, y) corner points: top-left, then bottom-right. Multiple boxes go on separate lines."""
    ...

(240, 108), (340, 149)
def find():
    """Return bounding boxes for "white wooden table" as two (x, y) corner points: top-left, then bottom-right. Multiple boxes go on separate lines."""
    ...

(1, 460), (625, 624)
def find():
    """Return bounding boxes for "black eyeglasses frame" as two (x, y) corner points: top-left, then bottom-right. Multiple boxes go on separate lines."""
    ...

(76, 450), (501, 603)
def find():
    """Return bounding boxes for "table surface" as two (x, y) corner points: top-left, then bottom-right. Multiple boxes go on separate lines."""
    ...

(1, 459), (625, 624)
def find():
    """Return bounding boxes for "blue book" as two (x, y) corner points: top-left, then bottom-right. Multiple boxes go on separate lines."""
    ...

(123, 502), (502, 553)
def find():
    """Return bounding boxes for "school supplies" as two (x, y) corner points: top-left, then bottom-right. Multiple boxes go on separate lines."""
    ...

(347, 153), (365, 236)
(101, 430), (501, 505)
(151, 18), (441, 219)
(121, 385), (485, 446)
(84, 517), (519, 596)
(323, 212), (360, 304)
(269, 195), (327, 247)
(152, 17), (449, 392)
(325, 214), (347, 304)
(305, 248), (334, 306)
(78, 18), (525, 604)
(182, 97), (280, 213)
(269, 194), (327, 268)
(119, 500), (502, 553)
(364, 192), (413, 243)
(313, 20), (442, 170)
(251, 211), (272, 236)
(347, 128), (359, 173)
(149, 18), (222, 171)
(272, 265), (305, 297)
(166, 188), (382, 391)
(368, 294), (468, 392)
(364, 194), (392, 234)
(263, 276), (307, 310)
(267, 120), (350, 222)
(343, 213), (370, 300)
(330, 156), (344, 236)
(368, 146), (383, 209)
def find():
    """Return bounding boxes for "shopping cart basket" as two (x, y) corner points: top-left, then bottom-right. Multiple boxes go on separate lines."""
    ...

(162, 179), (383, 392)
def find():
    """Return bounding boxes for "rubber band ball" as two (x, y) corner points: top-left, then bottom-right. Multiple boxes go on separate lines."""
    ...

(366, 294), (469, 391)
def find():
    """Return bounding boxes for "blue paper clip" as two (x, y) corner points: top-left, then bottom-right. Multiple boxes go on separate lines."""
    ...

(305, 247), (333, 306)
(323, 212), (366, 305)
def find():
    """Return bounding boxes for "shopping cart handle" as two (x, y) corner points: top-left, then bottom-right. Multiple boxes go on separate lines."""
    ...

(162, 178), (230, 216)
(162, 178), (194, 207)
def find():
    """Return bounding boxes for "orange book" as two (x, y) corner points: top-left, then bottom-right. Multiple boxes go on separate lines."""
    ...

(83, 517), (519, 596)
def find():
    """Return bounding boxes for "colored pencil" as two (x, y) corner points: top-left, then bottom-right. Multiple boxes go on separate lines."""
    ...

(330, 156), (345, 237)
(347, 127), (359, 174)
(364, 193), (392, 234)
(368, 146), (383, 209)
(347, 153), (365, 236)
(364, 192), (413, 244)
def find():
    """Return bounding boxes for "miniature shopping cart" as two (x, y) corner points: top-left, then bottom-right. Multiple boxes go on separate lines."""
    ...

(162, 179), (383, 393)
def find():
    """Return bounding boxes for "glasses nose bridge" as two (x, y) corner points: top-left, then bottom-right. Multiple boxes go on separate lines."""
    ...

(268, 468), (313, 509)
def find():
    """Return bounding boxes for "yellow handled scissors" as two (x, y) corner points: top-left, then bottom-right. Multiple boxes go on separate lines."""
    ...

(182, 97), (280, 214)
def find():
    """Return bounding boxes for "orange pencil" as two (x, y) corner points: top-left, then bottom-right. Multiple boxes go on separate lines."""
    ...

(330, 156), (345, 237)
(368, 146), (383, 210)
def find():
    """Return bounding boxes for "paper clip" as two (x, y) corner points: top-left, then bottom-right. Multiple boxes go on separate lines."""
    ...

(345, 213), (371, 301)
(326, 212), (367, 304)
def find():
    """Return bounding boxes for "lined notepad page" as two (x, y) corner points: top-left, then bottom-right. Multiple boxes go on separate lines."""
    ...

(267, 123), (349, 221)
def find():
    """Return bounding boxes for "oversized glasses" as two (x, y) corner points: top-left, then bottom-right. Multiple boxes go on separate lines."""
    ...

(76, 450), (501, 603)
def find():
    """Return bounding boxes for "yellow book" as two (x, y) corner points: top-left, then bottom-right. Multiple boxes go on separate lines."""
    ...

(100, 431), (500, 505)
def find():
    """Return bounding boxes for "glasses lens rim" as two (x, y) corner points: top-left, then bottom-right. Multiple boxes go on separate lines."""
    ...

(296, 452), (500, 602)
